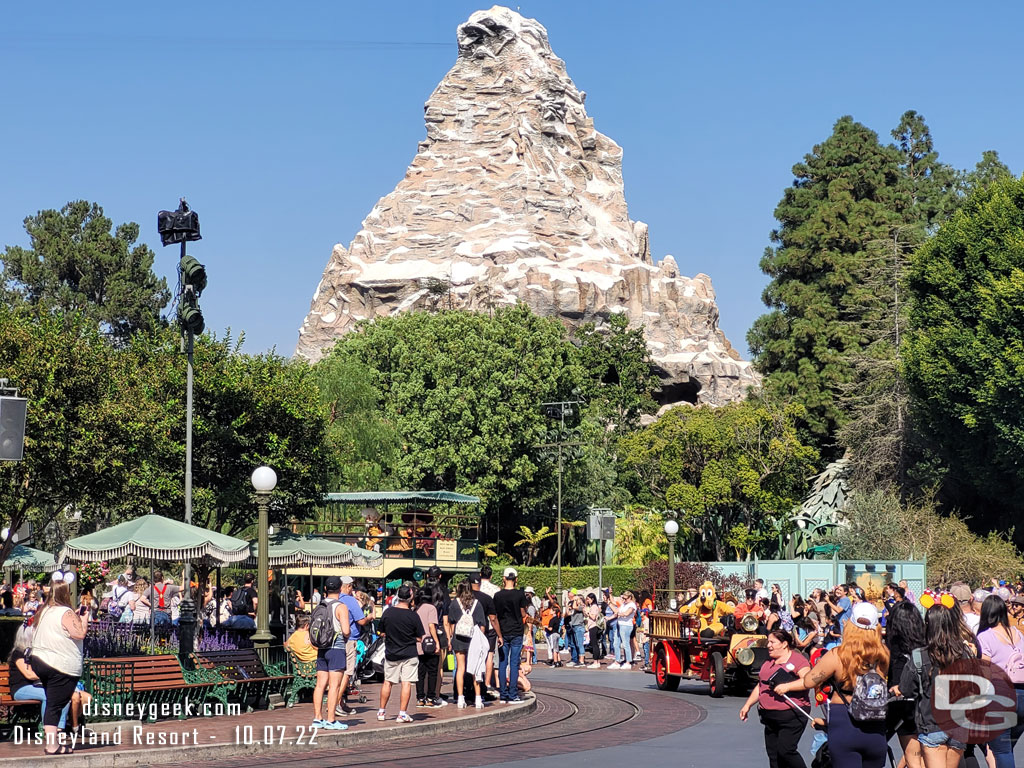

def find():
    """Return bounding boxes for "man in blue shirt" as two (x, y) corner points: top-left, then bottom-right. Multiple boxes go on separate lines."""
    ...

(337, 575), (368, 715)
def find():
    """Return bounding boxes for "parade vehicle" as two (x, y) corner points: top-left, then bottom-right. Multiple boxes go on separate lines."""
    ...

(648, 611), (769, 697)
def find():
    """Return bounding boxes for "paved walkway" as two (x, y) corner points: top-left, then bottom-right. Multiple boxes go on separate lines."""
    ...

(0, 692), (532, 767)
(0, 673), (705, 768)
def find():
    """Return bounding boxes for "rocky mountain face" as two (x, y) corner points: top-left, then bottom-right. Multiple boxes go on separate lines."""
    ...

(296, 6), (758, 407)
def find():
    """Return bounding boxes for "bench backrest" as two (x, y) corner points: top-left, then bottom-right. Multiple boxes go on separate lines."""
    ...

(0, 665), (13, 700)
(89, 655), (185, 690)
(192, 649), (268, 680)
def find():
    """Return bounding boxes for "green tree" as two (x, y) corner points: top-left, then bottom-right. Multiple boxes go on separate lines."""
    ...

(572, 313), (659, 430)
(316, 306), (585, 535)
(111, 328), (335, 536)
(513, 525), (556, 566)
(1, 201), (169, 344)
(891, 110), (960, 232)
(619, 399), (818, 560)
(0, 306), (138, 563)
(904, 175), (1024, 530)
(611, 506), (666, 566)
(964, 150), (1012, 193)
(748, 116), (906, 453)
(312, 355), (400, 491)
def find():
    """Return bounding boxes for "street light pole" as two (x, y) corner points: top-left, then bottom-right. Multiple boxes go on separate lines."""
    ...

(537, 400), (581, 595)
(251, 466), (277, 661)
(664, 516), (679, 610)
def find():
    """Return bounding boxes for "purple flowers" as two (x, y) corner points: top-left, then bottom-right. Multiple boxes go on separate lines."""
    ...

(84, 620), (253, 658)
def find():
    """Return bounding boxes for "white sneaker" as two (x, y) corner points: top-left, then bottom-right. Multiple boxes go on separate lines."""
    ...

(622, 662), (632, 670)
(588, 662), (601, 669)
(457, 698), (466, 709)
(475, 698), (484, 709)
(607, 662), (621, 670)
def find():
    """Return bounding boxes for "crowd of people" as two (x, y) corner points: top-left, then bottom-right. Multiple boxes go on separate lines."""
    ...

(737, 577), (1024, 768)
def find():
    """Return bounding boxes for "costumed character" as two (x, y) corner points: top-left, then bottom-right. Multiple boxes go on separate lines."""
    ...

(681, 580), (733, 637)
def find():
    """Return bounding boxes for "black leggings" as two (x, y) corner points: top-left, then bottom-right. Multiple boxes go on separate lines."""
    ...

(588, 627), (601, 661)
(827, 703), (887, 768)
(760, 708), (807, 768)
(417, 653), (439, 700)
(30, 656), (79, 728)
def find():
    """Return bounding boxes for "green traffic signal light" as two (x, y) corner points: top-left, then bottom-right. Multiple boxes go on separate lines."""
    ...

(178, 289), (205, 335)
(179, 255), (207, 295)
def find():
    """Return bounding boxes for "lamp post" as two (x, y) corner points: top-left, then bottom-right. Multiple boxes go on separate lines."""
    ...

(251, 466), (277, 659)
(664, 518), (679, 609)
(537, 400), (582, 593)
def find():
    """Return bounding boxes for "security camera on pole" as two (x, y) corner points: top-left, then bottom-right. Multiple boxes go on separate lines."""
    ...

(157, 198), (205, 659)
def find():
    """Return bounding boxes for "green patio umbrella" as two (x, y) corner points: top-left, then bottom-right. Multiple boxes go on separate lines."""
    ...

(59, 514), (250, 649)
(2, 544), (57, 587)
(247, 531), (382, 631)
(59, 514), (250, 565)
(2, 544), (56, 570)
(246, 531), (383, 568)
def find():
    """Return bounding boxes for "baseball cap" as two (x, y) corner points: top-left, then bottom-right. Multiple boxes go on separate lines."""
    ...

(524, 586), (535, 594)
(950, 583), (971, 603)
(503, 567), (518, 580)
(851, 602), (880, 630)
(468, 573), (481, 585)
(972, 588), (990, 603)
(340, 575), (354, 585)
(324, 576), (342, 592)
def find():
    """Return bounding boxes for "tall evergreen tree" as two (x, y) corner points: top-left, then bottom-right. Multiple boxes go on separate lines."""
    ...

(748, 116), (905, 454)
(1, 201), (169, 344)
(964, 150), (1012, 193)
(891, 110), (960, 232)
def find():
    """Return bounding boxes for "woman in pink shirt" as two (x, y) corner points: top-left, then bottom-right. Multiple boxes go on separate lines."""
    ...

(740, 629), (811, 768)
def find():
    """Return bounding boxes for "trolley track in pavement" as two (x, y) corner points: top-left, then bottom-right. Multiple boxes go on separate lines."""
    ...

(172, 682), (703, 768)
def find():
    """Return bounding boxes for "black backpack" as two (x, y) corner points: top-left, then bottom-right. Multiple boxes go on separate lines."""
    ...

(231, 586), (251, 616)
(309, 599), (338, 650)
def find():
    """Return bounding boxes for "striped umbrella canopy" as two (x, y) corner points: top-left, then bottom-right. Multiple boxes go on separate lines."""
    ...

(2, 544), (56, 570)
(247, 531), (383, 568)
(59, 514), (250, 565)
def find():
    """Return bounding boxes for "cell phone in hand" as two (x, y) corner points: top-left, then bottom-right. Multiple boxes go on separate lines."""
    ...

(766, 666), (799, 689)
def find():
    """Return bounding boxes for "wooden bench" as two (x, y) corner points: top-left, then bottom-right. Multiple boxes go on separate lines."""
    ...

(86, 654), (233, 720)
(190, 649), (290, 710)
(0, 665), (40, 736)
(285, 652), (317, 708)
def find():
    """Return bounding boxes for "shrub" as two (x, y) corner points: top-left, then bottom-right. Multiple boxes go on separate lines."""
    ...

(510, 566), (637, 595)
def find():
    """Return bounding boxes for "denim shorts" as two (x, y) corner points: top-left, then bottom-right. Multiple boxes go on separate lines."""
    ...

(918, 730), (966, 751)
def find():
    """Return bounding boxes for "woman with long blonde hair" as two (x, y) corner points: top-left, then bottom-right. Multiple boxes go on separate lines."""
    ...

(776, 602), (890, 768)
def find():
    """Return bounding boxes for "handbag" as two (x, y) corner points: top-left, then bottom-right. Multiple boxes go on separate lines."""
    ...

(422, 636), (438, 655)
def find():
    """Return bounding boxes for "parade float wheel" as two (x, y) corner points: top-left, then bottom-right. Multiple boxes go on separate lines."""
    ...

(655, 648), (679, 691)
(708, 652), (725, 698)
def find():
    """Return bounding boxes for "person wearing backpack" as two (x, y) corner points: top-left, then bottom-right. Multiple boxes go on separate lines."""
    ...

(310, 576), (352, 731)
(897, 603), (973, 768)
(977, 594), (1024, 768)
(776, 601), (891, 768)
(447, 581), (487, 709)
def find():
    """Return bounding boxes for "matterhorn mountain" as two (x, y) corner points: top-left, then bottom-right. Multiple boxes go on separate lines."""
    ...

(296, 6), (758, 407)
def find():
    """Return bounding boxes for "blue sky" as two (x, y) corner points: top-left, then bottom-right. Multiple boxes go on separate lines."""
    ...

(2, 2), (1020, 359)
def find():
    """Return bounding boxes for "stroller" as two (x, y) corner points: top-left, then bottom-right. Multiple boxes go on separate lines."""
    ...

(356, 635), (385, 684)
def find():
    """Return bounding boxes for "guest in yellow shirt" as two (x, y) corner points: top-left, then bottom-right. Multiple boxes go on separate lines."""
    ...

(286, 613), (317, 663)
